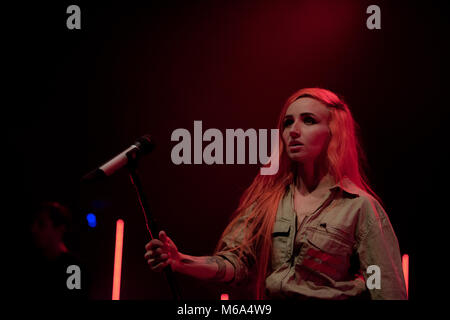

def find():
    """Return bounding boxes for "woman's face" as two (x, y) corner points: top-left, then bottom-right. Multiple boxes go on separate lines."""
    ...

(282, 97), (331, 164)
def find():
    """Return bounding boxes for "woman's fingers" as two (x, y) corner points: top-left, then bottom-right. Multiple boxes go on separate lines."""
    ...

(147, 254), (168, 265)
(144, 250), (153, 260)
(145, 239), (165, 251)
(145, 231), (178, 272)
(160, 253), (168, 260)
(145, 237), (170, 257)
(147, 253), (169, 266)
(150, 258), (170, 271)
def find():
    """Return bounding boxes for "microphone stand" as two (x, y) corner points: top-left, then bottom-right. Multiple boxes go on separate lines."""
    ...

(126, 150), (182, 300)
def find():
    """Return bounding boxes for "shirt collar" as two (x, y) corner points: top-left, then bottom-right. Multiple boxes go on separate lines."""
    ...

(289, 173), (361, 198)
(330, 176), (361, 197)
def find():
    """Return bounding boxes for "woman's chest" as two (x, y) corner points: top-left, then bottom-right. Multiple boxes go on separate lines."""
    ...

(294, 193), (325, 227)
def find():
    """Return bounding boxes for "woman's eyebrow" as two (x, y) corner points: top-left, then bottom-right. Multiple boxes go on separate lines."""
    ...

(300, 112), (316, 117)
(284, 112), (317, 119)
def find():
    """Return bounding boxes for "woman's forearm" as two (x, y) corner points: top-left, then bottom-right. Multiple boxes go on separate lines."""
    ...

(174, 253), (235, 283)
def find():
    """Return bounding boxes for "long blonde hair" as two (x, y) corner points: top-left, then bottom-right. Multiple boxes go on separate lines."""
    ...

(215, 88), (377, 299)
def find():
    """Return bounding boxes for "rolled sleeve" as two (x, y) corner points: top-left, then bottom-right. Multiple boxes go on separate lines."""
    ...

(356, 197), (407, 300)
(216, 251), (249, 286)
(215, 205), (256, 287)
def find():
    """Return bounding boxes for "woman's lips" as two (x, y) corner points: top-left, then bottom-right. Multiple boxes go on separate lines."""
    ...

(289, 140), (303, 146)
(289, 145), (303, 152)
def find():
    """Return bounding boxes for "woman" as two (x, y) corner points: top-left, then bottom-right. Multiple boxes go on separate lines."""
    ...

(144, 88), (407, 300)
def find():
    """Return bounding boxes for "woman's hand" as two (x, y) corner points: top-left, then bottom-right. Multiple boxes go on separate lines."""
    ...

(144, 230), (181, 272)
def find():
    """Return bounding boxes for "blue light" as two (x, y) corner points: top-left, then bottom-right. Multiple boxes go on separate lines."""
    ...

(86, 213), (97, 228)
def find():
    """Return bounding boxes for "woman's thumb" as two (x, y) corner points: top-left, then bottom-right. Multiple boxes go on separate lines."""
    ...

(159, 230), (168, 242)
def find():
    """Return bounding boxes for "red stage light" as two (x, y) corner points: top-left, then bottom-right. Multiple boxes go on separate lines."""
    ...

(402, 254), (409, 299)
(112, 219), (125, 300)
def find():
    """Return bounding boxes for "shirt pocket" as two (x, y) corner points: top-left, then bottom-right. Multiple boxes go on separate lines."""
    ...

(303, 225), (354, 280)
(271, 219), (291, 270)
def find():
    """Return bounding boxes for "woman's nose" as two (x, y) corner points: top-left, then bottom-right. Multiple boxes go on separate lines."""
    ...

(289, 124), (301, 137)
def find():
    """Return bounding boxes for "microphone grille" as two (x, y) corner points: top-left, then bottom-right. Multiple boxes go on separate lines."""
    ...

(135, 134), (155, 154)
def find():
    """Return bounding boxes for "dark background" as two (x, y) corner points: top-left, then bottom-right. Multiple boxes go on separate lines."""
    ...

(6, 0), (448, 301)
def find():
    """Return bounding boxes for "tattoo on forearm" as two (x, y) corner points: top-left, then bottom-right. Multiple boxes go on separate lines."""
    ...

(206, 256), (227, 281)
(179, 256), (227, 280)
(181, 258), (195, 264)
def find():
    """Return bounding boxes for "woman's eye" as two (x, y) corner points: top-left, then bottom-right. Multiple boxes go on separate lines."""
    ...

(303, 116), (317, 125)
(283, 118), (294, 127)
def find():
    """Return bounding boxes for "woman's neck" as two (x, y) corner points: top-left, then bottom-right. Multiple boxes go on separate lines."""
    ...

(295, 160), (328, 195)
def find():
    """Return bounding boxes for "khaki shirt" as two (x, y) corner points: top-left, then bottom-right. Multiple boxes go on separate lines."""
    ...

(217, 175), (407, 300)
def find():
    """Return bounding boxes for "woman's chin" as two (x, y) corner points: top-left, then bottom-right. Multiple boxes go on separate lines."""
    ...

(287, 153), (307, 163)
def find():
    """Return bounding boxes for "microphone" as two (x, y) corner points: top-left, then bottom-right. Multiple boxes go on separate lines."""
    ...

(82, 135), (155, 181)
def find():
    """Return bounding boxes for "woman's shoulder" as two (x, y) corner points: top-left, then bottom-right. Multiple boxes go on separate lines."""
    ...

(337, 177), (387, 218)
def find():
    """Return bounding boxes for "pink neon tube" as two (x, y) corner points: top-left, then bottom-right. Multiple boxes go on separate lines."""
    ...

(402, 254), (409, 299)
(112, 219), (125, 300)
